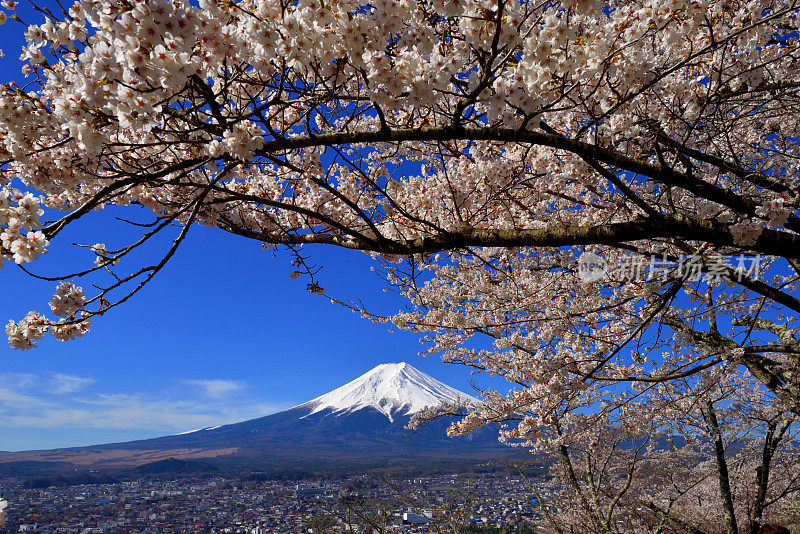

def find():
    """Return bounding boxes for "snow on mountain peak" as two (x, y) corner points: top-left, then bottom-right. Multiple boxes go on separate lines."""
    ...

(297, 362), (476, 422)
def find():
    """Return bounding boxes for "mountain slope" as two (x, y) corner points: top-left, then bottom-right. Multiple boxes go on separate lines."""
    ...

(0, 363), (511, 471)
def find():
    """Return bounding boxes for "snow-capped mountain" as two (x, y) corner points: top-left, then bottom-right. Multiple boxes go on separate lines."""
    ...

(297, 362), (477, 422)
(0, 363), (510, 472)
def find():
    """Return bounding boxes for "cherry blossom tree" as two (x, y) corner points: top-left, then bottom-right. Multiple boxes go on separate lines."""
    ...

(498, 373), (800, 534)
(1, 0), (800, 520)
(636, 379), (800, 534)
(1, 0), (797, 393)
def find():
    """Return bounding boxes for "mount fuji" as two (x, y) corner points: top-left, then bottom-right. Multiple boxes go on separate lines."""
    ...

(296, 362), (477, 422)
(0, 363), (513, 472)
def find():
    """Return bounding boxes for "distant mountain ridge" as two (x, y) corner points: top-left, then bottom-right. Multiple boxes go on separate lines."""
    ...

(0, 363), (513, 473)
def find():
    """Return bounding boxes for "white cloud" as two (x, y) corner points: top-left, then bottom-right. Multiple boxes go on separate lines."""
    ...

(0, 373), (38, 389)
(7, 393), (285, 432)
(0, 386), (54, 411)
(182, 379), (247, 399)
(0, 373), (289, 438)
(49, 373), (95, 394)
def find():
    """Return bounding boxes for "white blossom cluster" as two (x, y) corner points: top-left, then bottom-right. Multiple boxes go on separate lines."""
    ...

(730, 196), (794, 245)
(0, 189), (49, 264)
(755, 197), (791, 227)
(0, 188), (91, 349)
(49, 281), (87, 317)
(5, 311), (45, 350)
(729, 218), (764, 247)
(5, 281), (91, 349)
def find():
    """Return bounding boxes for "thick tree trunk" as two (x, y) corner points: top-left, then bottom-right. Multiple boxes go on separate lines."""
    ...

(750, 419), (792, 534)
(557, 445), (610, 534)
(704, 401), (738, 534)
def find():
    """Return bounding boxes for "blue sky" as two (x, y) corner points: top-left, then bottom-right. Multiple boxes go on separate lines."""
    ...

(0, 205), (493, 451)
(0, 17), (497, 452)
